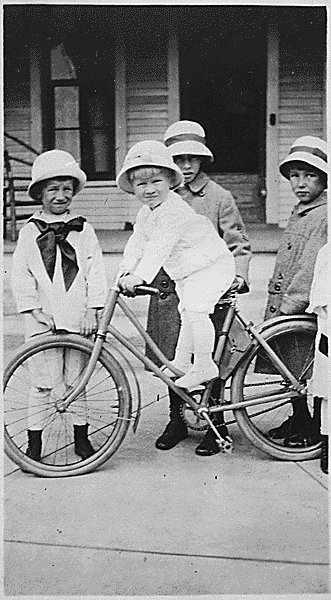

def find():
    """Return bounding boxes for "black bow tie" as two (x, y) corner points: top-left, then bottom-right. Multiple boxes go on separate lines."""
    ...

(30, 217), (86, 291)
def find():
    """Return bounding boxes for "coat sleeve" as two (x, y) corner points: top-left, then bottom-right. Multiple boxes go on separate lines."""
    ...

(217, 190), (252, 289)
(84, 224), (108, 309)
(120, 209), (148, 274)
(281, 220), (328, 315)
(10, 226), (42, 313)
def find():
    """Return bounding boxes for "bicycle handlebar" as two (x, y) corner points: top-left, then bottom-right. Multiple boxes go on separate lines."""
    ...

(120, 285), (159, 297)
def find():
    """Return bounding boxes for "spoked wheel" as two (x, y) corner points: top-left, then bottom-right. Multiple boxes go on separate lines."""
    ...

(231, 317), (321, 461)
(4, 334), (132, 477)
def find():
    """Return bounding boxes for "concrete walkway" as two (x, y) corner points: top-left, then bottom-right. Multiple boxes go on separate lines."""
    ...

(3, 246), (329, 596)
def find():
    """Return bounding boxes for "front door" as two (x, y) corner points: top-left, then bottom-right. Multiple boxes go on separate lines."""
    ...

(179, 6), (267, 223)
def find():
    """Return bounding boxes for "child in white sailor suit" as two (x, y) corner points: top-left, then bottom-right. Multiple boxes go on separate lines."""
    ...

(11, 150), (107, 464)
(307, 242), (329, 474)
(116, 140), (236, 390)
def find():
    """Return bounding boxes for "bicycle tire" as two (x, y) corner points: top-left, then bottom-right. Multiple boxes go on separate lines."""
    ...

(4, 334), (132, 477)
(231, 317), (320, 461)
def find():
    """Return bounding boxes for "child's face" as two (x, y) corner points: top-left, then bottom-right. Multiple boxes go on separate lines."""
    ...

(288, 162), (325, 203)
(41, 177), (74, 215)
(131, 169), (172, 209)
(173, 155), (202, 184)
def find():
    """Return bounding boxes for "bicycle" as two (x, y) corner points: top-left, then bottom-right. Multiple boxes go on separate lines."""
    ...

(4, 275), (320, 477)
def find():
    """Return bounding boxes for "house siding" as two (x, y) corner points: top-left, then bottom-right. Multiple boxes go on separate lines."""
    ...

(277, 41), (325, 227)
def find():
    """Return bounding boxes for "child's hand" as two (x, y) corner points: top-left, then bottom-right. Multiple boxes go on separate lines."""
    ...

(79, 308), (98, 337)
(31, 309), (55, 331)
(119, 274), (144, 295)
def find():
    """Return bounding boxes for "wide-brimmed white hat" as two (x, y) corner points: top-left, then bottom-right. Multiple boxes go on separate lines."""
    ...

(279, 136), (328, 179)
(116, 140), (184, 194)
(164, 120), (214, 162)
(28, 150), (87, 199)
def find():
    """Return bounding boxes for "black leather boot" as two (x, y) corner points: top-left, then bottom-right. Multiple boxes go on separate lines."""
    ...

(74, 424), (96, 459)
(155, 388), (188, 450)
(320, 435), (329, 474)
(195, 419), (229, 456)
(26, 429), (42, 461)
(195, 380), (228, 456)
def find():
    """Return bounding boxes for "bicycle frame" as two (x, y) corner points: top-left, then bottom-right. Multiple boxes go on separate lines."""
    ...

(58, 281), (310, 428)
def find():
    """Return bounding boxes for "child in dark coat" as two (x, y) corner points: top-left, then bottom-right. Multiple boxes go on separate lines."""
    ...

(264, 136), (327, 447)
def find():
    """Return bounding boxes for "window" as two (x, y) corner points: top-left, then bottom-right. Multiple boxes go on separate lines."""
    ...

(48, 41), (115, 180)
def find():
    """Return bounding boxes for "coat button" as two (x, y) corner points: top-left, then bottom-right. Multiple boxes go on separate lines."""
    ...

(274, 284), (281, 291)
(160, 279), (169, 289)
(198, 190), (205, 196)
(269, 306), (276, 313)
(159, 292), (167, 300)
(278, 273), (283, 280)
(287, 243), (292, 250)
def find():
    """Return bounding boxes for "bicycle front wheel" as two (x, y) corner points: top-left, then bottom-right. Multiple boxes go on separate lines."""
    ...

(4, 334), (132, 477)
(231, 317), (320, 461)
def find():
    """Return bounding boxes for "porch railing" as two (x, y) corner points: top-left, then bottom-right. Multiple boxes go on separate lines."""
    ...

(3, 133), (40, 241)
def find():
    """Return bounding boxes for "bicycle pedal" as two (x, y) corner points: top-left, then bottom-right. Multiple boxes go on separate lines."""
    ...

(217, 436), (233, 454)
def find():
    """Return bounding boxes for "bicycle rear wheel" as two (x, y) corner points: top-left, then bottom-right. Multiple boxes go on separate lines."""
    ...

(231, 317), (320, 461)
(4, 334), (132, 477)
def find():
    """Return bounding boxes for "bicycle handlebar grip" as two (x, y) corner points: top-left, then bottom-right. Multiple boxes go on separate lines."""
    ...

(133, 285), (159, 296)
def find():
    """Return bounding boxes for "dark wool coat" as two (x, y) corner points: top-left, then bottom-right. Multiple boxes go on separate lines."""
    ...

(146, 171), (252, 365)
(264, 192), (328, 320)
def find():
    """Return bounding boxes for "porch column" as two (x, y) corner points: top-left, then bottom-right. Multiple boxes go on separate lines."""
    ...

(30, 42), (43, 154)
(115, 29), (127, 177)
(167, 22), (180, 125)
(265, 20), (279, 224)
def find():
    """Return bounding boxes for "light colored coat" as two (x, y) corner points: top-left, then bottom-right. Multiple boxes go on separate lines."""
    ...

(121, 190), (234, 283)
(146, 172), (252, 364)
(11, 210), (107, 338)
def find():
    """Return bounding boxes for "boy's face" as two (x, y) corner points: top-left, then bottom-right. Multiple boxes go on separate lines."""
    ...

(41, 177), (74, 215)
(173, 155), (202, 184)
(288, 162), (325, 203)
(131, 170), (171, 209)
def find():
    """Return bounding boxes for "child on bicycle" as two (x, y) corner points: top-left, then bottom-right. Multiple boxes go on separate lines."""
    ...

(147, 120), (252, 455)
(263, 136), (328, 447)
(307, 242), (329, 474)
(11, 150), (107, 463)
(116, 140), (236, 391)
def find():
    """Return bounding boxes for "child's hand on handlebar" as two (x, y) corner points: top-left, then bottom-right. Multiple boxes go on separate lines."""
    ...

(119, 273), (145, 296)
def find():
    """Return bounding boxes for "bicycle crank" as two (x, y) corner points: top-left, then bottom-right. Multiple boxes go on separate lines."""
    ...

(198, 407), (234, 454)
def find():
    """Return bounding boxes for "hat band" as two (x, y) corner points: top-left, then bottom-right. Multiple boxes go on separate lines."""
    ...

(165, 133), (206, 147)
(289, 146), (327, 163)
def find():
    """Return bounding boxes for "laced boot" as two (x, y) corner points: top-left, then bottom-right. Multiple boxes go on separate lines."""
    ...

(320, 435), (329, 474)
(284, 399), (320, 447)
(26, 430), (43, 461)
(74, 424), (96, 459)
(195, 405), (229, 456)
(155, 389), (188, 450)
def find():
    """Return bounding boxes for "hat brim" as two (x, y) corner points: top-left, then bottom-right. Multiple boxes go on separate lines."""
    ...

(167, 141), (214, 162)
(116, 160), (184, 194)
(28, 167), (87, 199)
(279, 152), (328, 179)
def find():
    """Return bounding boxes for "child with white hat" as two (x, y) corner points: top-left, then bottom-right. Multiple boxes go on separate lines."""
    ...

(263, 136), (328, 448)
(11, 150), (107, 465)
(146, 120), (251, 455)
(117, 140), (236, 390)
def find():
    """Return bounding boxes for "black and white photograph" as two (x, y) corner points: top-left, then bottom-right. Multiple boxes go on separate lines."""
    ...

(3, 1), (329, 596)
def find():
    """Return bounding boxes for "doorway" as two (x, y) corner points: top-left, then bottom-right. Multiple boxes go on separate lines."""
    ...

(179, 6), (268, 222)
